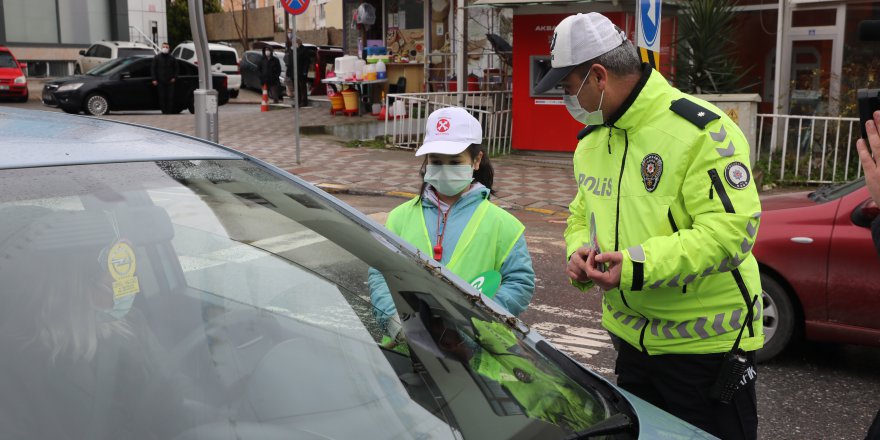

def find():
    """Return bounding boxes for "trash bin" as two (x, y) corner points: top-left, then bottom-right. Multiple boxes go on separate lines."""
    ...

(341, 88), (359, 116)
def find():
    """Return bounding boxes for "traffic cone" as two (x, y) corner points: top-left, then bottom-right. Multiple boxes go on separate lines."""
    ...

(261, 85), (269, 112)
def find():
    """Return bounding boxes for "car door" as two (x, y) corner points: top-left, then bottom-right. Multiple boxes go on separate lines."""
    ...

(98, 59), (150, 111)
(173, 61), (199, 110)
(92, 45), (112, 71)
(81, 45), (99, 72)
(826, 187), (880, 330)
(242, 52), (261, 89)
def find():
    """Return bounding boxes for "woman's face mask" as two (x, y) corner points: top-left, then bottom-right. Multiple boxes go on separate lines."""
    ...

(424, 164), (474, 196)
(563, 70), (605, 126)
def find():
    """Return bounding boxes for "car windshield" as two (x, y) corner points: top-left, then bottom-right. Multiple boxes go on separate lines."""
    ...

(118, 48), (155, 58)
(0, 52), (17, 68)
(0, 160), (624, 440)
(87, 57), (140, 76)
(808, 177), (866, 203)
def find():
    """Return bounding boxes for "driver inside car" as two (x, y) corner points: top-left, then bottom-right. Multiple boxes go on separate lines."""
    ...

(0, 208), (194, 440)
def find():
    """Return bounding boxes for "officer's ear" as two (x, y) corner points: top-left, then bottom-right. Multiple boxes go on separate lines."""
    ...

(591, 64), (609, 91)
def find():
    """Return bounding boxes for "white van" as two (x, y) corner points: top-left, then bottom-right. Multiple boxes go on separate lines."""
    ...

(76, 41), (156, 74)
(172, 42), (241, 98)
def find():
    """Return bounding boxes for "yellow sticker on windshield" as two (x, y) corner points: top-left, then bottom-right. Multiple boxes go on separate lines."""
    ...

(106, 240), (140, 298)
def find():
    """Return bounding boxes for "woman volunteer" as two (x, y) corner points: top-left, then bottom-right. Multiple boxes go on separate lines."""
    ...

(369, 107), (535, 343)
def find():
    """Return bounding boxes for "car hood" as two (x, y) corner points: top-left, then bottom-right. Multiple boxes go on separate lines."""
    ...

(621, 390), (716, 439)
(0, 67), (24, 78)
(47, 75), (106, 86)
(760, 190), (816, 211)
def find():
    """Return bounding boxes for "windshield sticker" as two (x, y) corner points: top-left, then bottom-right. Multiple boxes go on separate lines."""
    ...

(106, 240), (140, 298)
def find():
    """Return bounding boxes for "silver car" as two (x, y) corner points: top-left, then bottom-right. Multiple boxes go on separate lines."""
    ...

(0, 108), (714, 440)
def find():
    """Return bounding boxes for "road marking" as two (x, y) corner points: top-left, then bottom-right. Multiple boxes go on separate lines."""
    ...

(178, 230), (327, 272)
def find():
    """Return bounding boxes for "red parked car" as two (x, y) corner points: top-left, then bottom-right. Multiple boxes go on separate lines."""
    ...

(753, 178), (879, 362)
(0, 46), (28, 102)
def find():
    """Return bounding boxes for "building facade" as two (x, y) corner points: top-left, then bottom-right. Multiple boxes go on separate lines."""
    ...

(0, 0), (166, 77)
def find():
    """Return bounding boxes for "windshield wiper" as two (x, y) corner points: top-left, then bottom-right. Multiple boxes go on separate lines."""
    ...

(563, 413), (634, 439)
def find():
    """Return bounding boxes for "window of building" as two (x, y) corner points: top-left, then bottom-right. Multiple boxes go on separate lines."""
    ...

(2, 0), (59, 44)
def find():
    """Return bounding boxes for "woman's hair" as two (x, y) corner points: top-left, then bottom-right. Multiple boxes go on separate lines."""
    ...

(417, 143), (495, 201)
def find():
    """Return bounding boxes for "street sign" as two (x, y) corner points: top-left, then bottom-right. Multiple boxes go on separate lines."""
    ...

(282, 0), (309, 16)
(636, 0), (661, 68)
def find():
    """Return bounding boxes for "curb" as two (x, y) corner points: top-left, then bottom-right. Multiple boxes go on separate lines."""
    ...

(315, 183), (568, 216)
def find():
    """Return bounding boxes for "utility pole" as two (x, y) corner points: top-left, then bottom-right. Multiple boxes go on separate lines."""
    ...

(189, 0), (219, 142)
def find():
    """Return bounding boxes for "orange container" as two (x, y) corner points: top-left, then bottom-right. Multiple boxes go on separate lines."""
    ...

(329, 94), (345, 113)
(341, 89), (359, 112)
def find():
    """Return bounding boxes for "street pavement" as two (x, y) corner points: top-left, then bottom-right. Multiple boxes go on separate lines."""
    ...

(4, 98), (880, 439)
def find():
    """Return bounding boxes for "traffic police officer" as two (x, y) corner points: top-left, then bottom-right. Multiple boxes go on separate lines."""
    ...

(535, 13), (763, 439)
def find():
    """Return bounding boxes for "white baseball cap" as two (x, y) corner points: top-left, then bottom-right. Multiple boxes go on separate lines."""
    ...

(415, 107), (483, 156)
(534, 13), (626, 94)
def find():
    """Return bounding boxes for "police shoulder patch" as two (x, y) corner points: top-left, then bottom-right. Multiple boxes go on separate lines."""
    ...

(641, 153), (663, 192)
(670, 98), (720, 130)
(724, 161), (751, 190)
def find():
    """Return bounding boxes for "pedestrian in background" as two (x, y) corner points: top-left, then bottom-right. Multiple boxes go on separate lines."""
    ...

(856, 110), (880, 257)
(258, 46), (281, 104)
(284, 39), (309, 107)
(283, 40), (295, 99)
(536, 13), (762, 439)
(368, 107), (535, 346)
(151, 42), (178, 114)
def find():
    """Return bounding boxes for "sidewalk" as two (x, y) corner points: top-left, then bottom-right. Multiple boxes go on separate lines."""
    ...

(93, 103), (578, 215)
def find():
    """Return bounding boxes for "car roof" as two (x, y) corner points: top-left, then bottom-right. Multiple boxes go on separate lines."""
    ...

(0, 108), (241, 170)
(176, 42), (238, 51)
(98, 41), (154, 49)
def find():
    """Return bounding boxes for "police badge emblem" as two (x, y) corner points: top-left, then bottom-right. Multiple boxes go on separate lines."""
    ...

(641, 153), (663, 192)
(724, 161), (751, 189)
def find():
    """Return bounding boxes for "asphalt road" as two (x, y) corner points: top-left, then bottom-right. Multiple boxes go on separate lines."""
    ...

(337, 193), (880, 440)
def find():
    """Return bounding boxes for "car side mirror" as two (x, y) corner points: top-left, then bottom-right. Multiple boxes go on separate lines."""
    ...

(852, 199), (880, 228)
(79, 50), (86, 55)
(18, 62), (26, 69)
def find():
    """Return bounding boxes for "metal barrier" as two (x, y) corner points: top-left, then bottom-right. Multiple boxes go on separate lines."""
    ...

(756, 113), (862, 184)
(384, 91), (512, 156)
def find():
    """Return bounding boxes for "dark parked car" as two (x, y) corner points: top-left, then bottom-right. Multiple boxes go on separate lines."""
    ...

(752, 179), (880, 362)
(240, 49), (286, 92)
(42, 56), (228, 115)
(0, 107), (714, 439)
(240, 45), (343, 96)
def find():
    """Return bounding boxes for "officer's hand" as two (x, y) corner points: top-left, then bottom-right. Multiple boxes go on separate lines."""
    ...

(587, 251), (622, 291)
(566, 247), (592, 283)
(170, 78), (176, 83)
(857, 110), (880, 205)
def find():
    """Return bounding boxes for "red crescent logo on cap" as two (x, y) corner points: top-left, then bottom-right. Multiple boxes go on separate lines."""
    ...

(436, 118), (451, 133)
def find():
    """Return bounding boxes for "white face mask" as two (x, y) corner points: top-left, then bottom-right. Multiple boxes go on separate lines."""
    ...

(161, 47), (169, 54)
(424, 164), (474, 196)
(563, 70), (605, 126)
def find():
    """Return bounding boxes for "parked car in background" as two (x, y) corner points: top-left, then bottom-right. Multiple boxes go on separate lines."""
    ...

(42, 56), (228, 115)
(172, 41), (241, 98)
(753, 178), (880, 362)
(0, 46), (28, 102)
(0, 106), (715, 440)
(239, 49), (286, 91)
(75, 41), (156, 74)
(303, 44), (344, 96)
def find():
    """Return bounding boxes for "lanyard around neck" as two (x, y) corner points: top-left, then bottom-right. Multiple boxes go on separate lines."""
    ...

(433, 205), (452, 261)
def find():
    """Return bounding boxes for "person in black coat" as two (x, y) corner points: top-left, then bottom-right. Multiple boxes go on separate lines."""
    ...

(258, 47), (282, 103)
(151, 42), (179, 114)
(856, 110), (880, 257)
(284, 39), (310, 108)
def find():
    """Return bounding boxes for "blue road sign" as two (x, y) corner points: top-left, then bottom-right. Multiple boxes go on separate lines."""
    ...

(639, 0), (661, 49)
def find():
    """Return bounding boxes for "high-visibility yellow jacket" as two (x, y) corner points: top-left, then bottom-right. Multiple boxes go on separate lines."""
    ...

(564, 65), (764, 355)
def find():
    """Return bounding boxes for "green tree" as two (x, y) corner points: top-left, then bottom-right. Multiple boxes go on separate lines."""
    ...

(166, 0), (223, 47)
(673, 0), (752, 94)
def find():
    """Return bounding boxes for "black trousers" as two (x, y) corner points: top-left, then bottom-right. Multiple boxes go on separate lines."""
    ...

(157, 82), (175, 114)
(614, 336), (758, 440)
(296, 76), (308, 107)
